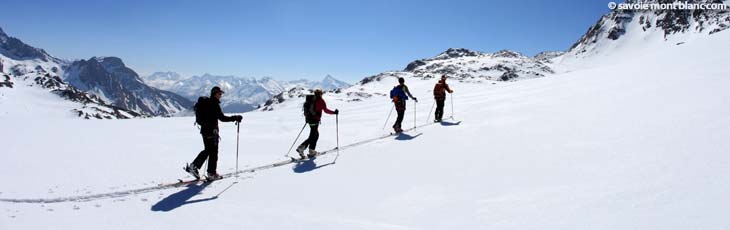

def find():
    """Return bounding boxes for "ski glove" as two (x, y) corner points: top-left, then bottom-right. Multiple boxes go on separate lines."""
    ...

(413, 97), (418, 102)
(234, 115), (243, 122)
(334, 109), (339, 115)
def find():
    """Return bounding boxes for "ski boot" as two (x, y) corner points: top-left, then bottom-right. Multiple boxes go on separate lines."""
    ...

(307, 149), (319, 159)
(393, 125), (403, 133)
(296, 145), (307, 159)
(206, 172), (223, 181)
(184, 163), (200, 180)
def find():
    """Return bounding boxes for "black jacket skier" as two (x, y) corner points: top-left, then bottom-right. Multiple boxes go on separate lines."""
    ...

(185, 86), (242, 180)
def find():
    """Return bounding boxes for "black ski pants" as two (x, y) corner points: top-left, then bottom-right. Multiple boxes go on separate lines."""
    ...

(192, 131), (219, 174)
(393, 101), (406, 129)
(435, 97), (446, 121)
(299, 123), (320, 150)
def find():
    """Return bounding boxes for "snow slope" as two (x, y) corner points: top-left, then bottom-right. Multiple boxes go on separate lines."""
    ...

(1, 27), (729, 230)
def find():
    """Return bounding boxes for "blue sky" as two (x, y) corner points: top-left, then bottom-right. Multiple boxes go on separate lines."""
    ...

(0, 0), (610, 82)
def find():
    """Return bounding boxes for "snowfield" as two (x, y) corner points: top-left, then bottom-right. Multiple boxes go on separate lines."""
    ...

(2, 29), (730, 230)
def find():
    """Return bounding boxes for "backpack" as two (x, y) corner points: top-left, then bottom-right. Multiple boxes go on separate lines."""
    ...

(433, 83), (445, 97)
(194, 96), (211, 126)
(303, 95), (317, 122)
(390, 85), (408, 102)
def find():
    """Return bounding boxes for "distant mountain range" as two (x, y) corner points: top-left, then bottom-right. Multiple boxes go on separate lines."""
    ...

(0, 25), (351, 117)
(142, 73), (351, 113)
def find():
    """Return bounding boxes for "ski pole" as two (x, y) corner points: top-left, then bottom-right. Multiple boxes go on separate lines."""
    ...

(426, 100), (435, 124)
(285, 123), (307, 158)
(382, 104), (394, 130)
(334, 113), (340, 163)
(413, 100), (417, 130)
(450, 93), (455, 120)
(235, 121), (240, 178)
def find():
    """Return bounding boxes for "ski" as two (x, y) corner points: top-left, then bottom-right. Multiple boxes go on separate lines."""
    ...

(291, 156), (313, 162)
(160, 177), (219, 188)
(157, 179), (201, 188)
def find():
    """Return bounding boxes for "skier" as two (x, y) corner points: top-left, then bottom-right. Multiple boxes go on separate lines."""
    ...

(185, 86), (242, 180)
(390, 77), (417, 133)
(296, 89), (339, 159)
(433, 75), (454, 122)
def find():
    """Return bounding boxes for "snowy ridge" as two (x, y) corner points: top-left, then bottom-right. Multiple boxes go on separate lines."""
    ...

(403, 48), (555, 81)
(561, 0), (730, 63)
(533, 51), (566, 62)
(258, 87), (310, 111)
(0, 27), (62, 63)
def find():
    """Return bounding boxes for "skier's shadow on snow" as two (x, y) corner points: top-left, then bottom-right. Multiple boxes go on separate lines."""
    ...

(395, 132), (422, 140)
(293, 158), (334, 173)
(151, 182), (215, 212)
(440, 121), (462, 126)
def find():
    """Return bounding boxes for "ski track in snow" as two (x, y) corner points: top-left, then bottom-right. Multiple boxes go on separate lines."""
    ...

(0, 120), (447, 204)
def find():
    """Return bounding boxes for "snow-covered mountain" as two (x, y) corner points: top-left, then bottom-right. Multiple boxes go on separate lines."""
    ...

(142, 73), (287, 113)
(0, 27), (143, 119)
(533, 51), (566, 62)
(142, 73), (351, 113)
(0, 27), (62, 63)
(142, 71), (188, 91)
(285, 74), (352, 91)
(561, 0), (730, 63)
(401, 48), (556, 82)
(64, 57), (193, 116)
(258, 87), (311, 111)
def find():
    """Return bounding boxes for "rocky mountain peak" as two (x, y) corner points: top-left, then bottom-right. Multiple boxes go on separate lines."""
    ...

(492, 49), (525, 58)
(0, 26), (56, 62)
(434, 48), (482, 60)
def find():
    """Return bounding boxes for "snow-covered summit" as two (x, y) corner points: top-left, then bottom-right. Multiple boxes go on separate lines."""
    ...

(0, 27), (61, 63)
(533, 51), (566, 61)
(383, 48), (556, 83)
(430, 48), (483, 60)
(562, 0), (730, 62)
(283, 74), (352, 91)
(64, 57), (193, 116)
(0, 27), (142, 119)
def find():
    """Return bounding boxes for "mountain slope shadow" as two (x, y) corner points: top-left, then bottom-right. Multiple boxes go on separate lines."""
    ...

(395, 133), (422, 140)
(440, 121), (462, 126)
(151, 182), (215, 212)
(293, 158), (334, 173)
